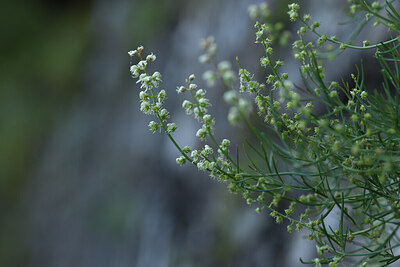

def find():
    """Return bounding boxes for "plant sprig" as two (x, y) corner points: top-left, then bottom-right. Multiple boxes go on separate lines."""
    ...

(130, 1), (400, 265)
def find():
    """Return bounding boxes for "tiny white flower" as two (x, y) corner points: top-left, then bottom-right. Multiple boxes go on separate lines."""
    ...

(146, 53), (156, 62)
(182, 100), (192, 109)
(217, 61), (231, 72)
(199, 98), (210, 107)
(360, 91), (368, 99)
(137, 60), (147, 70)
(148, 121), (159, 133)
(182, 145), (191, 153)
(191, 150), (199, 161)
(137, 45), (144, 53)
(176, 156), (186, 165)
(200, 36), (215, 49)
(177, 86), (186, 93)
(221, 139), (230, 147)
(152, 71), (161, 80)
(203, 114), (212, 125)
(140, 101), (151, 114)
(157, 90), (166, 101)
(139, 91), (149, 100)
(196, 127), (207, 140)
(203, 145), (213, 155)
(228, 107), (240, 125)
(202, 70), (216, 87)
(167, 123), (177, 133)
(238, 98), (252, 113)
(130, 65), (139, 77)
(189, 83), (198, 91)
(248, 4), (258, 19)
(198, 54), (210, 64)
(193, 107), (200, 118)
(159, 108), (169, 120)
(223, 70), (236, 84)
(196, 89), (206, 98)
(197, 161), (207, 171)
(208, 43), (217, 54)
(139, 76), (152, 89)
(223, 90), (238, 104)
(128, 50), (137, 57)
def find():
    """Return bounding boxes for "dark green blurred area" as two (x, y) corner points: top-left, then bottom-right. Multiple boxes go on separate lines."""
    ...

(0, 0), (89, 196)
(0, 1), (90, 265)
(0, 0), (188, 265)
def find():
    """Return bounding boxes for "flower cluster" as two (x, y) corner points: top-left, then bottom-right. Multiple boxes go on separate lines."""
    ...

(131, 1), (400, 266)
(288, 3), (299, 21)
(248, 3), (270, 19)
(130, 44), (243, 185)
(252, 3), (291, 47)
(198, 36), (217, 64)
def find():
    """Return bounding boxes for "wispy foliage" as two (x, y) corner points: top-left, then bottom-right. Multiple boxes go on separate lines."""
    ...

(130, 1), (400, 265)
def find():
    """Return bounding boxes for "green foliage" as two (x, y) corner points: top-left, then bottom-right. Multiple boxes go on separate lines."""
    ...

(131, 0), (400, 265)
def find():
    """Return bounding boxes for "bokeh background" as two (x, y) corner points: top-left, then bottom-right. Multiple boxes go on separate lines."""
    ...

(1, 0), (386, 266)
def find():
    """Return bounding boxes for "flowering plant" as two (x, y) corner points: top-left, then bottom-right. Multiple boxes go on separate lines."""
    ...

(130, 1), (400, 265)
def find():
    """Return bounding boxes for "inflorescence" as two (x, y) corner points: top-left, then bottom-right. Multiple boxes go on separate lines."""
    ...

(130, 1), (400, 265)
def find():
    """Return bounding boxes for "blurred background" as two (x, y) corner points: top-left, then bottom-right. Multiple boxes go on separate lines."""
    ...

(1, 0), (385, 266)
